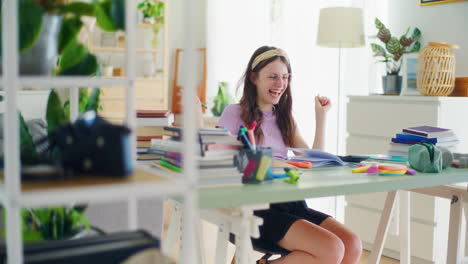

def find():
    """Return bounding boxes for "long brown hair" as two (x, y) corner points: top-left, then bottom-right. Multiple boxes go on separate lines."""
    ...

(238, 46), (295, 146)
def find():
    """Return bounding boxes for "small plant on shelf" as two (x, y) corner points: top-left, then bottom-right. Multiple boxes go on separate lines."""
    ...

(370, 18), (422, 75)
(211, 82), (234, 117)
(137, 0), (165, 45)
(20, 205), (104, 242)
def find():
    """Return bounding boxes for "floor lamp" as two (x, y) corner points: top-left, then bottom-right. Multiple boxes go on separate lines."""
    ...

(316, 7), (365, 155)
(316, 7), (364, 222)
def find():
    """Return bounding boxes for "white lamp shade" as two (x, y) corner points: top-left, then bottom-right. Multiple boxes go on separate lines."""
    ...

(316, 7), (365, 48)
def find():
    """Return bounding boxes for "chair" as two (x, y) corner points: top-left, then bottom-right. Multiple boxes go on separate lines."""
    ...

(229, 233), (287, 263)
(163, 200), (268, 263)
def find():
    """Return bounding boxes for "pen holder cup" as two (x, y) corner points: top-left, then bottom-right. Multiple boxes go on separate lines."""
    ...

(236, 147), (273, 184)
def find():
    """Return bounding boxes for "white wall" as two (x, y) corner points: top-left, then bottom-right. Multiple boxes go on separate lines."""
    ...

(206, 0), (271, 103)
(388, 0), (468, 77)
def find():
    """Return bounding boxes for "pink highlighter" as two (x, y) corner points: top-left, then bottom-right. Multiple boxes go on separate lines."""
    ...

(247, 121), (257, 149)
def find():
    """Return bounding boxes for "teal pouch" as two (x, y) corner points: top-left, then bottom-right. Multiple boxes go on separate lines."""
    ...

(408, 142), (443, 173)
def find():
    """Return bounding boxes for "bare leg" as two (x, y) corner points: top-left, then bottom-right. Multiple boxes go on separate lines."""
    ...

(320, 217), (362, 264)
(269, 219), (345, 264)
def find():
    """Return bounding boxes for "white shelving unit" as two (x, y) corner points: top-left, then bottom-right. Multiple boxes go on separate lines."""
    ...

(87, 8), (170, 123)
(1, 1), (199, 263)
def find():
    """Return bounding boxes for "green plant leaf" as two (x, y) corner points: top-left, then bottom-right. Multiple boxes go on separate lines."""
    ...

(374, 17), (385, 30)
(19, 0), (44, 53)
(85, 88), (101, 111)
(59, 40), (88, 71)
(408, 41), (421, 53)
(211, 82), (232, 117)
(46, 90), (68, 134)
(110, 0), (125, 31)
(386, 37), (402, 54)
(411, 27), (422, 40)
(370, 43), (386, 57)
(60, 2), (95, 17)
(19, 112), (38, 163)
(59, 53), (98, 76)
(377, 27), (390, 43)
(73, 204), (88, 214)
(58, 17), (83, 54)
(78, 89), (90, 113)
(94, 0), (119, 32)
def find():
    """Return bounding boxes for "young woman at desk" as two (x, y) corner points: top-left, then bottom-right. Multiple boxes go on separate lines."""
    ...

(217, 46), (362, 264)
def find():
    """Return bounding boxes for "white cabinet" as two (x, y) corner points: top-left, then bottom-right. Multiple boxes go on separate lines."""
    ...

(345, 95), (468, 263)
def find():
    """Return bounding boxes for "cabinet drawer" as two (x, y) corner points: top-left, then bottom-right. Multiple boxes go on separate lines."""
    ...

(347, 101), (438, 137)
(346, 136), (389, 155)
(345, 192), (437, 222)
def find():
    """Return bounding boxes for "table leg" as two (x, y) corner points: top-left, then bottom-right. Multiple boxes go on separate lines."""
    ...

(162, 200), (181, 258)
(214, 222), (230, 264)
(368, 191), (398, 264)
(447, 194), (463, 264)
(399, 190), (410, 264)
(464, 201), (468, 259)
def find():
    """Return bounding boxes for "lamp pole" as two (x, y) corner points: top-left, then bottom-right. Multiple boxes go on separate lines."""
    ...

(337, 42), (342, 156)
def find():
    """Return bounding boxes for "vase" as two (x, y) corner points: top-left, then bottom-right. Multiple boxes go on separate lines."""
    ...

(382, 75), (402, 95)
(19, 15), (62, 75)
(417, 42), (458, 96)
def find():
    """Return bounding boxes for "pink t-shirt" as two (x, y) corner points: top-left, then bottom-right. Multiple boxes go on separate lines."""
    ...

(216, 104), (288, 159)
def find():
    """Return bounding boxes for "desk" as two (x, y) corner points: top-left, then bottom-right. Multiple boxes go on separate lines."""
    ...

(199, 167), (468, 208)
(195, 166), (468, 264)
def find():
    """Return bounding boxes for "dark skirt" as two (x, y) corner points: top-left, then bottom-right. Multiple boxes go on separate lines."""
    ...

(251, 200), (330, 255)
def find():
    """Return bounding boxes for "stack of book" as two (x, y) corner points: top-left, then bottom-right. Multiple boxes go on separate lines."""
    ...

(136, 110), (173, 148)
(388, 125), (459, 158)
(149, 127), (243, 186)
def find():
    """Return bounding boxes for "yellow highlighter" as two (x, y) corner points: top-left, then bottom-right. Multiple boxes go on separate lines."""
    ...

(352, 166), (370, 173)
(256, 155), (272, 181)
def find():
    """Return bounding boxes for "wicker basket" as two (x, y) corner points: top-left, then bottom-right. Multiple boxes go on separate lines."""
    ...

(417, 42), (459, 96)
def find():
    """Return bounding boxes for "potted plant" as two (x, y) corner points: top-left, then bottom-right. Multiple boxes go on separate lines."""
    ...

(0, 0), (125, 75)
(211, 82), (234, 117)
(137, 0), (165, 45)
(20, 205), (106, 242)
(371, 18), (422, 95)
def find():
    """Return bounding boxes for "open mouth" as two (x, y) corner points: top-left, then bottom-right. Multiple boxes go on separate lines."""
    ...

(269, 89), (283, 97)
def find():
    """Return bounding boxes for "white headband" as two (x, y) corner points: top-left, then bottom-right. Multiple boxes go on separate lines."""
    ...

(251, 49), (289, 70)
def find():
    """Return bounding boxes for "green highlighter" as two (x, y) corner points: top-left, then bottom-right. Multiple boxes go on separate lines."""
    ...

(159, 160), (183, 173)
(284, 168), (300, 184)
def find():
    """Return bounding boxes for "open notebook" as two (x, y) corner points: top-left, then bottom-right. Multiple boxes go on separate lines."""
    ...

(287, 148), (345, 167)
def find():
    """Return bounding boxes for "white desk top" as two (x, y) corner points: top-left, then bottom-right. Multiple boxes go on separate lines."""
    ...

(199, 166), (468, 208)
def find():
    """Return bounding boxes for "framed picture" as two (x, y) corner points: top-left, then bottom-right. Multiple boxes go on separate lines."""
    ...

(420, 0), (468, 6)
(401, 53), (420, 95)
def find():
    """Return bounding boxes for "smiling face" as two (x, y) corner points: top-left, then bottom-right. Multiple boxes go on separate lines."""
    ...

(251, 58), (290, 111)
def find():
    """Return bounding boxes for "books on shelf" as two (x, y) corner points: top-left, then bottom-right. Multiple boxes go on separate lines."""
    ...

(136, 109), (171, 117)
(402, 125), (455, 138)
(137, 114), (174, 127)
(387, 125), (459, 157)
(136, 126), (164, 137)
(147, 127), (244, 186)
(391, 137), (459, 147)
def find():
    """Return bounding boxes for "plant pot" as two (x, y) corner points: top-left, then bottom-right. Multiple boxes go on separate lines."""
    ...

(0, 15), (62, 75)
(20, 15), (62, 75)
(382, 75), (402, 95)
